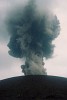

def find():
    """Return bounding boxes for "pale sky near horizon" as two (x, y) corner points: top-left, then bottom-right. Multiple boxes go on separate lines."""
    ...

(0, 0), (67, 80)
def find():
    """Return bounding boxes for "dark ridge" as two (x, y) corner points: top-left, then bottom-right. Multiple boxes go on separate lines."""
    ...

(0, 75), (67, 100)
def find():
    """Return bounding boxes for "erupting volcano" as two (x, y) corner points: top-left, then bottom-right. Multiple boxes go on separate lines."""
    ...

(6, 0), (60, 75)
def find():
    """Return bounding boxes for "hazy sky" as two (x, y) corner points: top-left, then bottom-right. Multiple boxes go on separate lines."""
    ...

(0, 0), (67, 80)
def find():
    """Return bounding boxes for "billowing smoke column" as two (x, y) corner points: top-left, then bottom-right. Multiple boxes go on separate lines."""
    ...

(7, 0), (60, 75)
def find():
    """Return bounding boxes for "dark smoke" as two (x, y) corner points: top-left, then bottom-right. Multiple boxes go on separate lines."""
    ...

(6, 0), (60, 75)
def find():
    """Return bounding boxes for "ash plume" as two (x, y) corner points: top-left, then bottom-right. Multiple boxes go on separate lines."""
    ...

(6, 0), (60, 75)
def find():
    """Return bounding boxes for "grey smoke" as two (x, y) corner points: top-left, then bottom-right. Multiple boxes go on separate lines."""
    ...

(6, 0), (60, 75)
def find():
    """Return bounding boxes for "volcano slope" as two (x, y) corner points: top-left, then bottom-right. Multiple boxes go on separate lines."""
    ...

(0, 75), (67, 100)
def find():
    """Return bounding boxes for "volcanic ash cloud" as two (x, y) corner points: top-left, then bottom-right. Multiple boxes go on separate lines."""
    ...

(6, 0), (60, 75)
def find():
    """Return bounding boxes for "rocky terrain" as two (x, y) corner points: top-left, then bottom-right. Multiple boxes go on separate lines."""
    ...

(0, 75), (67, 100)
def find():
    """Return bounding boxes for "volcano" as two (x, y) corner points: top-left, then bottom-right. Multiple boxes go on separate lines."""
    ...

(0, 75), (67, 100)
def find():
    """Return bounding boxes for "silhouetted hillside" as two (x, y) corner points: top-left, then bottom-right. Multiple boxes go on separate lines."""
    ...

(0, 75), (67, 100)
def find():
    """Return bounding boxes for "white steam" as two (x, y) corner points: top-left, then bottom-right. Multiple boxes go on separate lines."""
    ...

(21, 52), (46, 75)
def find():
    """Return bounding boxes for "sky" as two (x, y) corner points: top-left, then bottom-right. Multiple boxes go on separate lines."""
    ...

(0, 0), (67, 80)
